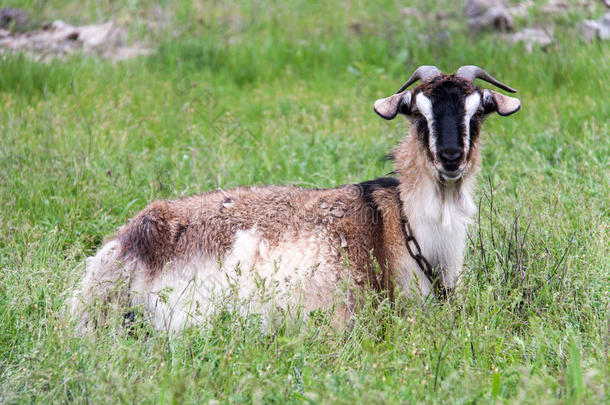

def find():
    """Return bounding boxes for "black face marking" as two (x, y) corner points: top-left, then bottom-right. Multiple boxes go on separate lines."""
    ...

(430, 83), (466, 152)
(416, 79), (476, 171)
(467, 115), (483, 159)
(415, 117), (434, 162)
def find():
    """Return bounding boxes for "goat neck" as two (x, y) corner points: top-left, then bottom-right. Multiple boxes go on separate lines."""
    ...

(393, 127), (480, 226)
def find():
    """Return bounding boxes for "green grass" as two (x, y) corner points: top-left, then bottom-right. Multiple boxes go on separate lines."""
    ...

(0, 0), (608, 403)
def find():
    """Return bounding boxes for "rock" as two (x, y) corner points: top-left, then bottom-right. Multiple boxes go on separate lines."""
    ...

(466, 0), (514, 32)
(507, 1), (533, 18)
(469, 8), (514, 31)
(465, 0), (507, 17)
(0, 19), (152, 61)
(0, 7), (28, 30)
(582, 12), (610, 41)
(539, 0), (570, 15)
(507, 28), (554, 52)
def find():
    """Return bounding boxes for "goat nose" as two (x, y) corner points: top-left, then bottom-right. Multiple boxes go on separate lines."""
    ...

(439, 149), (463, 164)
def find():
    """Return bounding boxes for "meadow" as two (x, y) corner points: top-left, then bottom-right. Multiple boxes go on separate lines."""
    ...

(0, 0), (608, 403)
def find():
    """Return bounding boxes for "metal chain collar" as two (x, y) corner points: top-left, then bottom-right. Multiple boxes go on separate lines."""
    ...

(395, 190), (447, 299)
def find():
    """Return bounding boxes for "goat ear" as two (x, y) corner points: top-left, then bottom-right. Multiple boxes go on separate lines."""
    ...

(374, 91), (412, 120)
(483, 89), (521, 116)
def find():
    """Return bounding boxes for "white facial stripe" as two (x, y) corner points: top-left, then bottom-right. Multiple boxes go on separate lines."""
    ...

(464, 92), (481, 120)
(415, 93), (437, 154)
(415, 93), (433, 121)
(463, 92), (481, 153)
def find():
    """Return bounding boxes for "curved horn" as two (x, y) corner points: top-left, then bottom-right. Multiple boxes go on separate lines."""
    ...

(395, 65), (442, 93)
(456, 65), (517, 93)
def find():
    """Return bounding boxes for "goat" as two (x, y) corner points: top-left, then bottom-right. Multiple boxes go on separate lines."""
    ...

(69, 65), (520, 333)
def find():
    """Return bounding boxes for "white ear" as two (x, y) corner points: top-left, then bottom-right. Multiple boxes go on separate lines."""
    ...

(483, 89), (521, 116)
(374, 91), (412, 120)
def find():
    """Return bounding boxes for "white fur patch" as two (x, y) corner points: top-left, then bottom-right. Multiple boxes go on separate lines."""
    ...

(464, 92), (481, 119)
(463, 92), (481, 152)
(415, 93), (433, 119)
(399, 169), (478, 292)
(68, 239), (130, 334)
(415, 93), (437, 154)
(126, 228), (345, 332)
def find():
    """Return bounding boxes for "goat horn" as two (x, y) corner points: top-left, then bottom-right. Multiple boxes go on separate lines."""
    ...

(456, 65), (517, 93)
(395, 65), (442, 94)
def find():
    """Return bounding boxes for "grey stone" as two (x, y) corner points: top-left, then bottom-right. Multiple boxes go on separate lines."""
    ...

(466, 0), (514, 32)
(582, 12), (610, 41)
(465, 0), (507, 17)
(539, 0), (570, 15)
(0, 8), (28, 30)
(0, 19), (152, 61)
(507, 28), (554, 52)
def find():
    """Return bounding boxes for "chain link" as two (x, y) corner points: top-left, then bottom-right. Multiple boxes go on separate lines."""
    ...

(395, 191), (447, 299)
